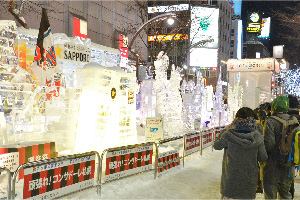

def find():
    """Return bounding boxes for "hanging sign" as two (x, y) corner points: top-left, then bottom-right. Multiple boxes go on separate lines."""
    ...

(227, 58), (275, 72)
(145, 117), (163, 142)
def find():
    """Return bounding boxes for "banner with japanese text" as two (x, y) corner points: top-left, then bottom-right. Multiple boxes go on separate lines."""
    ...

(157, 150), (180, 173)
(23, 155), (95, 199)
(185, 133), (201, 156)
(105, 145), (153, 181)
(202, 129), (213, 149)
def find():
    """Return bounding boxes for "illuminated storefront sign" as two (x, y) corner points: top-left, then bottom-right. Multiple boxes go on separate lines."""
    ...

(148, 4), (189, 13)
(247, 12), (262, 33)
(148, 34), (188, 42)
(227, 58), (275, 72)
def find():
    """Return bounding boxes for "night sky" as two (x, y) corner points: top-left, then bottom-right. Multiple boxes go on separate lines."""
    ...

(241, 1), (297, 58)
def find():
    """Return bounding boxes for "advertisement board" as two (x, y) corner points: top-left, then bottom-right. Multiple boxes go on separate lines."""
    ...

(190, 48), (218, 67)
(105, 145), (153, 181)
(190, 6), (219, 49)
(185, 133), (201, 156)
(23, 155), (95, 199)
(148, 34), (188, 42)
(227, 58), (275, 72)
(0, 152), (19, 172)
(247, 12), (262, 33)
(148, 4), (189, 13)
(145, 117), (163, 142)
(258, 17), (271, 39)
(157, 150), (180, 173)
(227, 0), (242, 19)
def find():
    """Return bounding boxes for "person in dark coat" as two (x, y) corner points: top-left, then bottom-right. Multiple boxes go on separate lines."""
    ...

(214, 107), (268, 199)
(262, 96), (296, 199)
(288, 95), (300, 199)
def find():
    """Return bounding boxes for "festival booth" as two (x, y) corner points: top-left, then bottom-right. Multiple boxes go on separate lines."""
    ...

(227, 58), (280, 116)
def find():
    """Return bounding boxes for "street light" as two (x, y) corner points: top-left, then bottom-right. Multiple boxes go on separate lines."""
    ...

(128, 12), (177, 82)
(167, 18), (175, 25)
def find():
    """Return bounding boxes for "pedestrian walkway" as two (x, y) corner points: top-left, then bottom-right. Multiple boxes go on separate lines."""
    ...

(65, 147), (300, 199)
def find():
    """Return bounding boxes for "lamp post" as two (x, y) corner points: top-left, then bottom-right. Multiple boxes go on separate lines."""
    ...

(128, 12), (177, 82)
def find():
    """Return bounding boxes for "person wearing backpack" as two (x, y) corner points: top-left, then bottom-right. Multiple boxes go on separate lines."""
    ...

(262, 96), (298, 199)
(214, 107), (268, 199)
(288, 95), (300, 199)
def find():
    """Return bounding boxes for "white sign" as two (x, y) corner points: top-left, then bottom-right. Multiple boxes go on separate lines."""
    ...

(194, 118), (201, 131)
(145, 117), (163, 142)
(227, 58), (275, 72)
(0, 152), (19, 172)
(55, 42), (91, 63)
(273, 45), (283, 59)
(148, 4), (189, 13)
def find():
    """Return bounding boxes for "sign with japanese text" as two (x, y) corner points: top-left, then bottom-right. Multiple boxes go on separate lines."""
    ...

(105, 145), (153, 181)
(0, 142), (56, 179)
(23, 155), (95, 200)
(148, 34), (188, 42)
(247, 12), (262, 33)
(148, 4), (189, 13)
(119, 34), (128, 68)
(157, 150), (180, 173)
(54, 42), (91, 63)
(0, 152), (19, 172)
(227, 58), (275, 72)
(145, 117), (163, 142)
(185, 133), (201, 156)
(202, 129), (213, 149)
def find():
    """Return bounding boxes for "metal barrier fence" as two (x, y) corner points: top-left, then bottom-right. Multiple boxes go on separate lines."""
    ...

(156, 135), (184, 178)
(0, 167), (11, 200)
(99, 142), (156, 195)
(11, 151), (100, 200)
(7, 126), (226, 199)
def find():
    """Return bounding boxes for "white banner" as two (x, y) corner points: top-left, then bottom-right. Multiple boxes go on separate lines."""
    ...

(227, 58), (275, 72)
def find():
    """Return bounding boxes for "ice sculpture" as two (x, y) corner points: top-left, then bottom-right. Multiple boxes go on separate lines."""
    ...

(153, 52), (184, 137)
(227, 82), (243, 123)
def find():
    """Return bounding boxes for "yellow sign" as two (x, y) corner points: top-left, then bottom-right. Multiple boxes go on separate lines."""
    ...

(148, 34), (188, 42)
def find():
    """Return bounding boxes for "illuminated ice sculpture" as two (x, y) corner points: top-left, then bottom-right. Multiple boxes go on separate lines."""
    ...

(75, 62), (137, 153)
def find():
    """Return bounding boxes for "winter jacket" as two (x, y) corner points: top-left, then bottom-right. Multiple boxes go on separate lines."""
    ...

(214, 127), (268, 199)
(261, 113), (296, 199)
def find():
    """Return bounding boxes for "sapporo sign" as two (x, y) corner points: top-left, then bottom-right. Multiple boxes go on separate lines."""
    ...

(23, 155), (95, 199)
(227, 58), (275, 72)
(55, 42), (91, 63)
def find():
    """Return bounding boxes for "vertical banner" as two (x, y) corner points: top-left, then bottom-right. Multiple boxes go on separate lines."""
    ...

(23, 155), (95, 200)
(119, 34), (128, 69)
(145, 117), (163, 142)
(105, 145), (153, 181)
(185, 133), (201, 155)
(157, 150), (180, 173)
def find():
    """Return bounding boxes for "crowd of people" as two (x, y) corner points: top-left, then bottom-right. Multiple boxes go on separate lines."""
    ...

(214, 95), (300, 199)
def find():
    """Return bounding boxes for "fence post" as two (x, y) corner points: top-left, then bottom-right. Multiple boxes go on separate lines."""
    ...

(183, 135), (186, 168)
(212, 128), (215, 152)
(154, 142), (159, 179)
(99, 149), (108, 197)
(0, 167), (11, 200)
(200, 131), (203, 156)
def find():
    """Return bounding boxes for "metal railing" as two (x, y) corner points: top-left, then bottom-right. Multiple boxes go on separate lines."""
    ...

(99, 142), (155, 195)
(0, 167), (11, 200)
(11, 151), (100, 200)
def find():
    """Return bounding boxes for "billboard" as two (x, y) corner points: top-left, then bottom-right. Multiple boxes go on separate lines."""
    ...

(227, 0), (242, 19)
(148, 34), (188, 42)
(148, 4), (189, 13)
(73, 17), (87, 39)
(190, 48), (218, 67)
(227, 58), (275, 72)
(247, 12), (262, 33)
(258, 17), (271, 39)
(190, 6), (219, 49)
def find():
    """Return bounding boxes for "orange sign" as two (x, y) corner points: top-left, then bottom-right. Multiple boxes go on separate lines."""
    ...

(148, 34), (188, 42)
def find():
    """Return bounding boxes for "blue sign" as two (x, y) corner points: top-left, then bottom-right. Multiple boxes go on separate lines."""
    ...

(227, 0), (242, 16)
